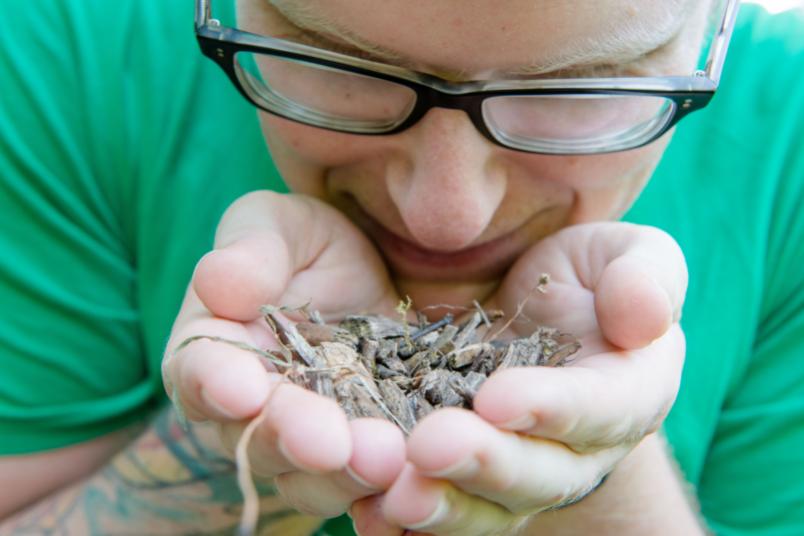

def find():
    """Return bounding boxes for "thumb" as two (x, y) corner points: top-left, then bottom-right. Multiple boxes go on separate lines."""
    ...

(494, 222), (687, 350)
(589, 223), (688, 349)
(193, 191), (399, 322)
(595, 253), (676, 349)
(193, 230), (292, 322)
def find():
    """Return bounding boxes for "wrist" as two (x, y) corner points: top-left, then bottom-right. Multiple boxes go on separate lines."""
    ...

(520, 434), (705, 536)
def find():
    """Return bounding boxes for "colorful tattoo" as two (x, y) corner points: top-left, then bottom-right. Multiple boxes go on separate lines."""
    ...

(1, 408), (323, 536)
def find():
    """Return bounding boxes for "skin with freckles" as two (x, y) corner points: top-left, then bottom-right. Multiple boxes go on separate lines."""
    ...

(162, 1), (711, 534)
(236, 0), (707, 306)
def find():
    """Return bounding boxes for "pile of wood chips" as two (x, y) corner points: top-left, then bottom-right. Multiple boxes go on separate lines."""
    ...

(263, 301), (580, 435)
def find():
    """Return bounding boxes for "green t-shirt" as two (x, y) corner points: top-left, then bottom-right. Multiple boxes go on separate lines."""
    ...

(2, 1), (803, 534)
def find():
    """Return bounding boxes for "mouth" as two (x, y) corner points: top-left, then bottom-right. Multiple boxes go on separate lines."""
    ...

(370, 222), (526, 282)
(336, 196), (549, 283)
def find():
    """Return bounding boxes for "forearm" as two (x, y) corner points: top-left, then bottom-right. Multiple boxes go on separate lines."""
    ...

(0, 406), (322, 536)
(521, 434), (707, 535)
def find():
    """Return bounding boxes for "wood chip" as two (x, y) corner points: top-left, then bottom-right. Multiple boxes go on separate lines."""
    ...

(340, 315), (407, 339)
(378, 379), (417, 433)
(446, 342), (492, 369)
(256, 299), (578, 434)
(296, 322), (359, 348)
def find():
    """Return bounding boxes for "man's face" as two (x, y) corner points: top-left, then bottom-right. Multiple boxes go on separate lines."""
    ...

(237, 0), (708, 306)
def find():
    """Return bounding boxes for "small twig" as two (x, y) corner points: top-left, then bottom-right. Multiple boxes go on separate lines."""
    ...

(235, 378), (299, 535)
(355, 375), (412, 435)
(484, 273), (551, 341)
(536, 273), (551, 294)
(173, 335), (289, 368)
(261, 306), (322, 367)
(236, 407), (270, 536)
(396, 296), (414, 347)
(472, 300), (492, 328)
(310, 310), (325, 325)
(418, 303), (472, 313)
(260, 315), (294, 363)
(411, 313), (454, 340)
(486, 291), (537, 342)
(298, 302), (327, 325)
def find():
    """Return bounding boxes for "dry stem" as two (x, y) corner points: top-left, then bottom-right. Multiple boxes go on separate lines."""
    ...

(236, 408), (270, 536)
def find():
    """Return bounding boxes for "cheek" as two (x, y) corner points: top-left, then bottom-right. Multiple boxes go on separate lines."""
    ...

(260, 113), (408, 201)
(260, 114), (392, 168)
(575, 138), (669, 220)
(506, 133), (670, 222)
(258, 114), (379, 196)
(261, 104), (669, 224)
(521, 142), (665, 189)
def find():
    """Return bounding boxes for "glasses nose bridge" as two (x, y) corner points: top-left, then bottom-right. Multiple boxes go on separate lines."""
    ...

(414, 87), (487, 135)
(419, 87), (477, 113)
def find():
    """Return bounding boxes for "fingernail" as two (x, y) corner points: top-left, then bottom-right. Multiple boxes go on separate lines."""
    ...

(423, 456), (479, 479)
(405, 497), (449, 530)
(345, 464), (379, 490)
(499, 413), (536, 431)
(200, 389), (239, 420)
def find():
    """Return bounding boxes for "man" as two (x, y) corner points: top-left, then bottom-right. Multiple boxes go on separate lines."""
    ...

(2, 0), (803, 534)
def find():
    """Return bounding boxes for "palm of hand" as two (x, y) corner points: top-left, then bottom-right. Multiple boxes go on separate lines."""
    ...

(164, 192), (687, 536)
(364, 223), (687, 534)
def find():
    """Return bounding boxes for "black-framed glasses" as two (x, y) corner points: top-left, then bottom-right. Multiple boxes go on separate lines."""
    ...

(195, 0), (739, 155)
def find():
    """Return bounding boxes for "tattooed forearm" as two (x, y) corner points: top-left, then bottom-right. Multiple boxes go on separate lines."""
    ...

(0, 407), (322, 536)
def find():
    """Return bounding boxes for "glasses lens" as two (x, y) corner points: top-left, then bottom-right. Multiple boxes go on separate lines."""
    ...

(483, 94), (675, 153)
(234, 51), (417, 133)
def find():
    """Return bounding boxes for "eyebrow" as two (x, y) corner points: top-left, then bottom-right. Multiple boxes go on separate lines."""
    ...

(268, 0), (694, 79)
(268, 1), (409, 62)
(518, 7), (693, 77)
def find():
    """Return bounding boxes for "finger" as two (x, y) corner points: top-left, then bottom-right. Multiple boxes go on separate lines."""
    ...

(350, 495), (403, 536)
(273, 419), (406, 518)
(489, 250), (598, 341)
(473, 325), (685, 452)
(350, 495), (441, 536)
(219, 382), (353, 477)
(494, 222), (687, 348)
(405, 409), (618, 516)
(593, 226), (686, 349)
(382, 464), (519, 536)
(164, 316), (275, 422)
(347, 418), (407, 489)
(490, 224), (600, 340)
(193, 231), (292, 322)
(199, 191), (400, 321)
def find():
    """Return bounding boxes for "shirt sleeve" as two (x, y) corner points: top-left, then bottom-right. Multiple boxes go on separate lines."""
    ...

(0, 0), (154, 453)
(695, 40), (804, 531)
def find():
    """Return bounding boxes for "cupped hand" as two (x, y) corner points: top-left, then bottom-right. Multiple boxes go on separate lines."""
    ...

(162, 191), (406, 518)
(351, 222), (688, 535)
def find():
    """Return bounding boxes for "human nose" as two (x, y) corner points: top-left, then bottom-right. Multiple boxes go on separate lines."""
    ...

(386, 109), (507, 252)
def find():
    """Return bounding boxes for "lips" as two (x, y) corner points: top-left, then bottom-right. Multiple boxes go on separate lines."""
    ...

(372, 221), (530, 282)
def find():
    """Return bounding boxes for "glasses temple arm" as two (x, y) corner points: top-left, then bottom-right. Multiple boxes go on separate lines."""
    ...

(704, 0), (741, 84)
(196, 0), (212, 30)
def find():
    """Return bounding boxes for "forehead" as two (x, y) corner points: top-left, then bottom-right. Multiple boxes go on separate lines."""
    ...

(266, 0), (704, 76)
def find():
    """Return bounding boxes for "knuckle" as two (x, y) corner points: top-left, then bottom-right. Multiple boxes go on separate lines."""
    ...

(217, 421), (240, 456)
(274, 474), (348, 517)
